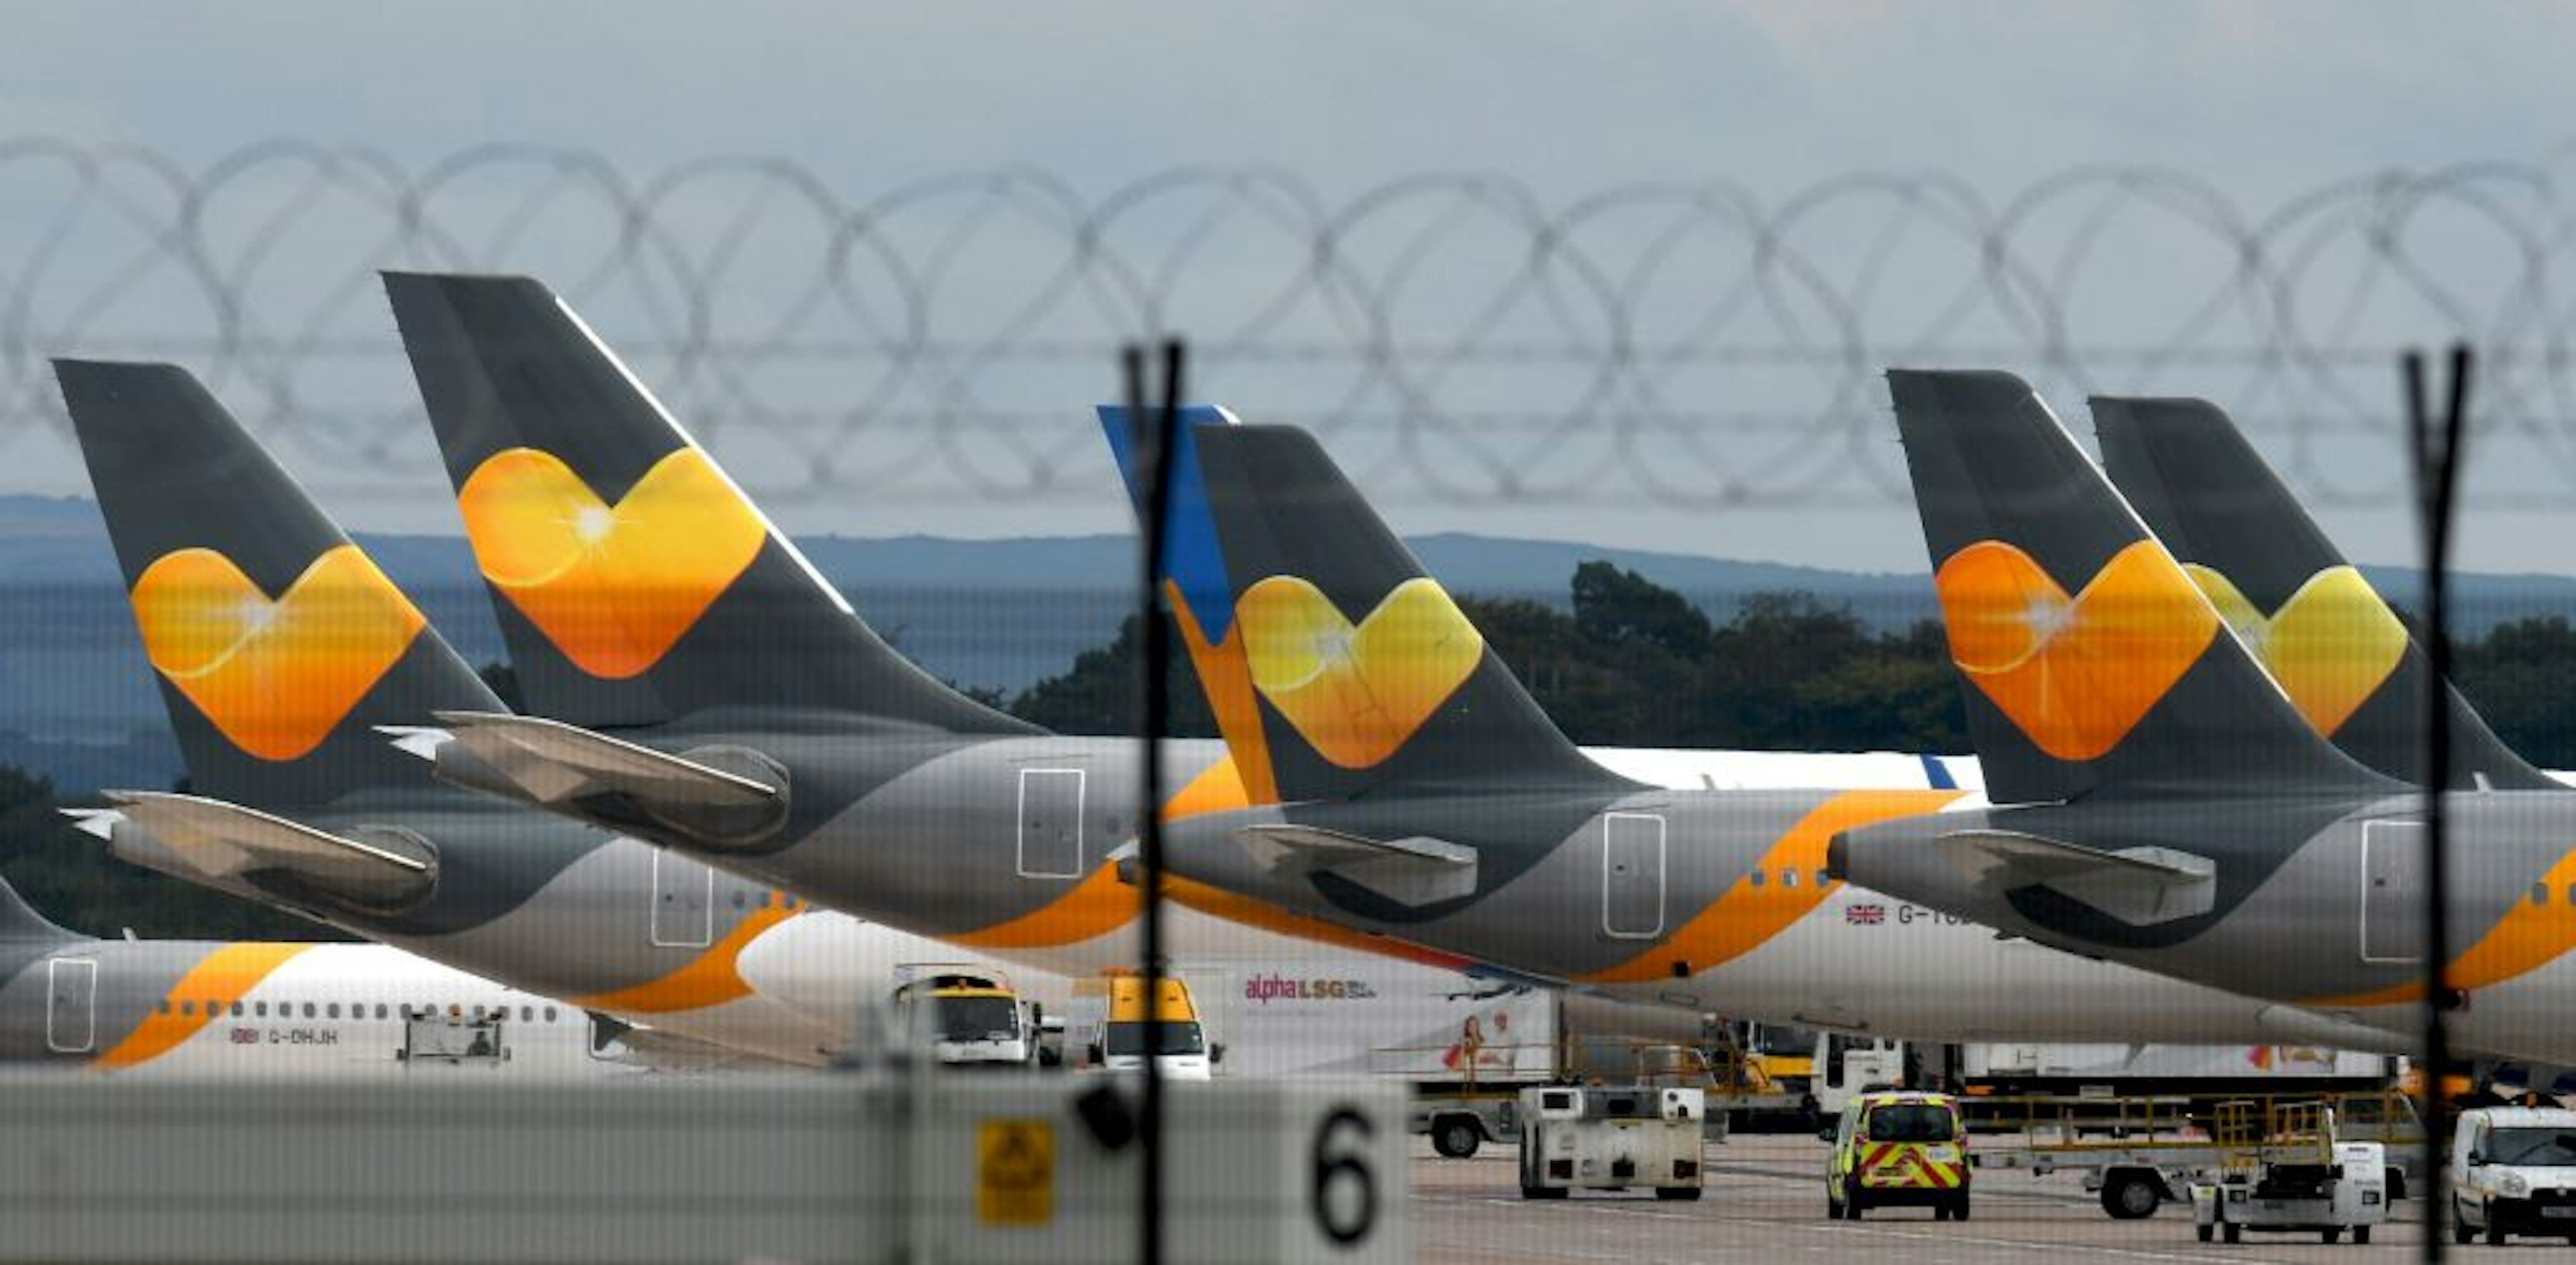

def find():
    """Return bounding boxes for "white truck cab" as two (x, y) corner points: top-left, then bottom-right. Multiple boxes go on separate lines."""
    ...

(2451, 1106), (2576, 1245)
(1087, 976), (1216, 1081)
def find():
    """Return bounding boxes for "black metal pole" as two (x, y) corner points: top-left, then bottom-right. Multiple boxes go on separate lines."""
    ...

(1123, 339), (1184, 1265)
(2406, 343), (2471, 1264)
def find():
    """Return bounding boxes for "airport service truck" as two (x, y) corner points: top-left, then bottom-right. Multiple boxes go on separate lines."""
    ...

(890, 965), (1042, 1068)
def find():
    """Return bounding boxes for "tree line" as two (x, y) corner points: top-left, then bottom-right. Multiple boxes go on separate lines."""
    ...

(12, 560), (2576, 938)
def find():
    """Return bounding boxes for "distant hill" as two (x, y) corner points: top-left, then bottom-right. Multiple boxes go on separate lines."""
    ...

(3, 492), (2574, 791)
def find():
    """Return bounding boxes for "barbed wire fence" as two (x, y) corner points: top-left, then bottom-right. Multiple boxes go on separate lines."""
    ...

(4, 137), (2575, 510)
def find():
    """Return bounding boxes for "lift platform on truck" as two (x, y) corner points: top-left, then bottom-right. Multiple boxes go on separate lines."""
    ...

(2188, 1102), (2387, 1244)
(1964, 1090), (2422, 1221)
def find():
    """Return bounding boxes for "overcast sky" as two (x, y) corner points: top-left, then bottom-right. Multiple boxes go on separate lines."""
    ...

(6, 1), (2573, 575)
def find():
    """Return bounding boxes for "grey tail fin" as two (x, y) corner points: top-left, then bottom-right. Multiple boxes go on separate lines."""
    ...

(0, 876), (82, 943)
(1884, 370), (2394, 805)
(1101, 407), (1634, 805)
(52, 360), (504, 810)
(2092, 396), (2556, 791)
(381, 272), (1034, 736)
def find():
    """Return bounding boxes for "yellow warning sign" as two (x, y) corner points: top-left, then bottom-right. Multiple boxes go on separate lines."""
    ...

(977, 1117), (1056, 1227)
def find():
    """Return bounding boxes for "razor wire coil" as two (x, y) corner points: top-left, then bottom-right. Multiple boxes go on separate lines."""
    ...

(6, 138), (2576, 508)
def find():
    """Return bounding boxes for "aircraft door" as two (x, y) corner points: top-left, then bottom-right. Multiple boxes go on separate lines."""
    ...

(651, 849), (714, 948)
(2359, 820), (2425, 964)
(1602, 813), (1667, 939)
(46, 957), (96, 1054)
(1017, 768), (1085, 879)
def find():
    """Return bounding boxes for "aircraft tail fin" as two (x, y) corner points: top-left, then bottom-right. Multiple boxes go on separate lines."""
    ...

(2092, 395), (2556, 791)
(53, 360), (503, 810)
(382, 272), (1034, 736)
(0, 875), (82, 943)
(1883, 370), (2392, 804)
(1099, 407), (1633, 804)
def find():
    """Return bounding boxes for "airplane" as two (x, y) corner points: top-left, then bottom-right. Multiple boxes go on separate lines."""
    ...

(0, 873), (603, 1075)
(1085, 404), (2402, 1048)
(50, 359), (1043, 1068)
(1828, 370), (2576, 1066)
(2090, 394), (2561, 793)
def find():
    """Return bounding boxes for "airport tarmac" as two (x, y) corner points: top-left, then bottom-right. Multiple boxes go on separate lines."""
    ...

(1411, 1135), (2436, 1263)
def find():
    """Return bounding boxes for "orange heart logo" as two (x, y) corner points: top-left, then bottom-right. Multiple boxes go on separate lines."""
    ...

(1236, 575), (1484, 769)
(2184, 565), (2408, 738)
(1934, 539), (2218, 761)
(129, 546), (426, 761)
(457, 447), (767, 679)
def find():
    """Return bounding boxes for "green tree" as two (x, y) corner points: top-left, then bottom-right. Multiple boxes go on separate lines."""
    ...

(1007, 614), (1217, 737)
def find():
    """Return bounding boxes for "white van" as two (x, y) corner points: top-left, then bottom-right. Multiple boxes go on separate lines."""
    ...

(2451, 1106), (2576, 1245)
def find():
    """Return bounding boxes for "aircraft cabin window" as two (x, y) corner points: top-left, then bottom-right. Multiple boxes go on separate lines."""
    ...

(2536, 883), (2551, 908)
(1815, 869), (1832, 888)
(230, 1002), (243, 1017)
(544, 1007), (558, 1022)
(327, 1004), (341, 1019)
(256, 1002), (269, 1017)
(1782, 869), (1799, 888)
(157, 1000), (171, 1015)
(757, 891), (771, 909)
(303, 1003), (315, 1019)
(520, 1006), (533, 1022)
(376, 1004), (388, 1020)
(1748, 870), (1766, 887)
(180, 1001), (195, 1017)
(731, 891), (746, 910)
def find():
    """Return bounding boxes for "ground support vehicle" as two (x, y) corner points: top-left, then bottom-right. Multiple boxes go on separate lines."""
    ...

(1516, 1085), (1705, 1201)
(890, 965), (1039, 1067)
(1075, 974), (1216, 1080)
(2188, 1103), (2385, 1244)
(2449, 1105), (2576, 1245)
(1823, 1091), (1972, 1221)
(1407, 1030), (1764, 1158)
(1959, 1089), (2421, 1220)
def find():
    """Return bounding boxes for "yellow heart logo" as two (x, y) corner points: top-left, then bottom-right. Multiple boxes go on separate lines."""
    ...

(2184, 565), (2408, 738)
(130, 546), (426, 761)
(1236, 575), (1484, 769)
(457, 447), (767, 679)
(1935, 539), (2218, 761)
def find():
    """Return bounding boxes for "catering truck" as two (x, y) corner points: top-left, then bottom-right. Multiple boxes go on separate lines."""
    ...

(890, 965), (1040, 1067)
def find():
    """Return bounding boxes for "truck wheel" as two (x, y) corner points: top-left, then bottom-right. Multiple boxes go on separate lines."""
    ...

(2196, 1223), (2213, 1243)
(1656, 1186), (1701, 1201)
(1951, 1194), (1970, 1222)
(2100, 1172), (2162, 1219)
(2453, 1199), (2476, 1244)
(2322, 1228), (2341, 1244)
(1843, 1176), (1866, 1220)
(2222, 1222), (2241, 1244)
(1521, 1185), (1567, 1201)
(2488, 1220), (2508, 1246)
(2353, 1227), (2369, 1246)
(1432, 1117), (1481, 1160)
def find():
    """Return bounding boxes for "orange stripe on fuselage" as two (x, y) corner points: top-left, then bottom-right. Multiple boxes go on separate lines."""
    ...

(950, 756), (1254, 951)
(93, 943), (312, 1070)
(1583, 789), (1964, 985)
(572, 901), (797, 1013)
(2306, 847), (2576, 1008)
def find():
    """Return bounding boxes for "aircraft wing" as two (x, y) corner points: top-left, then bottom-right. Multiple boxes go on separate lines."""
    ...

(1233, 823), (1479, 908)
(85, 791), (436, 909)
(417, 710), (780, 815)
(1936, 828), (2215, 926)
